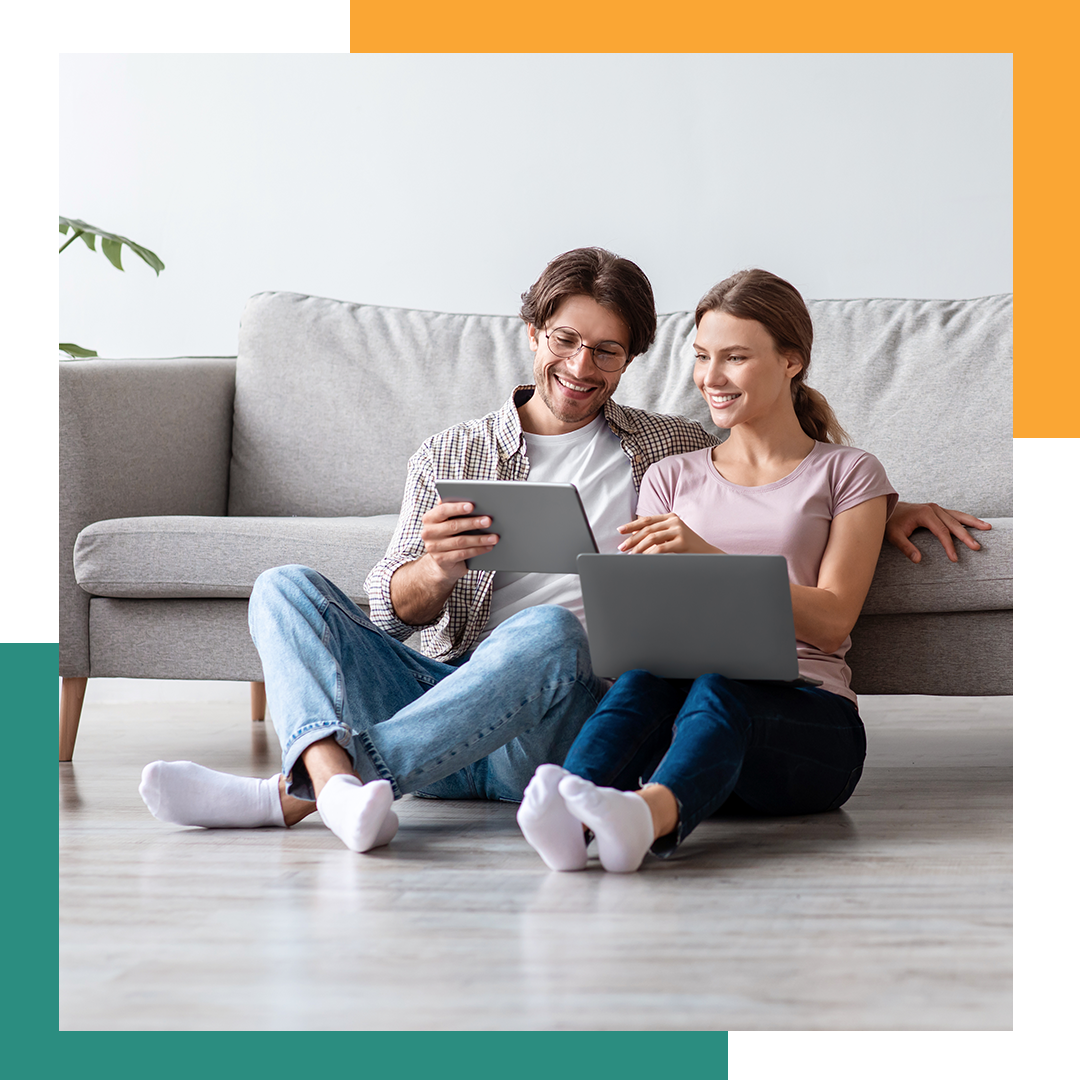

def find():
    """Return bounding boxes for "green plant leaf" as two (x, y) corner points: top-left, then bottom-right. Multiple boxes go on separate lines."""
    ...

(59, 343), (98, 359)
(101, 236), (124, 271)
(58, 216), (164, 274)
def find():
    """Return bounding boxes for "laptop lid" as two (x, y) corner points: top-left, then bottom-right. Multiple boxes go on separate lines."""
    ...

(577, 552), (808, 682)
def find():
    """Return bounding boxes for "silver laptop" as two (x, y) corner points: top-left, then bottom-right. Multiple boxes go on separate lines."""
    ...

(577, 552), (819, 684)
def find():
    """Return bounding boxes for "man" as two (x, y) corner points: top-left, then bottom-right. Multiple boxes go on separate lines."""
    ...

(139, 247), (989, 853)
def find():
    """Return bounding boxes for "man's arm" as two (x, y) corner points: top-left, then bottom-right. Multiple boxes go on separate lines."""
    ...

(389, 501), (498, 625)
(886, 501), (992, 563)
(365, 443), (500, 634)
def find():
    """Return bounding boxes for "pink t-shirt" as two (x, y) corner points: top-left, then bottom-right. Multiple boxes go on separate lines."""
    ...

(636, 442), (898, 703)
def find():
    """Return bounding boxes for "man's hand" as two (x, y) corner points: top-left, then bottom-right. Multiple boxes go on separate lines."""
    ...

(886, 501), (992, 563)
(419, 500), (500, 583)
(390, 501), (499, 625)
(617, 513), (722, 555)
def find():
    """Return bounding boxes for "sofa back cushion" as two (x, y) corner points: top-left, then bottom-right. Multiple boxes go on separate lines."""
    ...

(229, 290), (1011, 519)
(618, 294), (1012, 518)
(229, 292), (533, 516)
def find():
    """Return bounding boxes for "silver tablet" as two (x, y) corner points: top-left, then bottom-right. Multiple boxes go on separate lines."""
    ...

(435, 480), (598, 573)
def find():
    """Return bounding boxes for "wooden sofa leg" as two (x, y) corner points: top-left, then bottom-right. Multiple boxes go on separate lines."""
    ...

(60, 677), (88, 762)
(251, 681), (266, 722)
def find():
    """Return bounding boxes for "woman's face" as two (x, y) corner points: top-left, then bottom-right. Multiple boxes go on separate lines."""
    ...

(692, 310), (802, 429)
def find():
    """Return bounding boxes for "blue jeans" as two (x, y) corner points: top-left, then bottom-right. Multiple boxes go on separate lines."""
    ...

(561, 669), (866, 855)
(247, 565), (606, 802)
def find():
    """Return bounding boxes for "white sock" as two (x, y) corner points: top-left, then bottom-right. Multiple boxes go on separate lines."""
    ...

(315, 775), (396, 853)
(139, 760), (286, 828)
(516, 764), (587, 871)
(558, 775), (655, 873)
(370, 807), (400, 849)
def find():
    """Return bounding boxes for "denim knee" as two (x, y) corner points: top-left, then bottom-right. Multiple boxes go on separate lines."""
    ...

(511, 603), (579, 630)
(508, 605), (587, 657)
(612, 669), (667, 695)
(248, 564), (323, 635)
(501, 603), (582, 638)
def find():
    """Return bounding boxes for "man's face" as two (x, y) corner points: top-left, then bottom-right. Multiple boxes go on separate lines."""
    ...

(522, 295), (632, 436)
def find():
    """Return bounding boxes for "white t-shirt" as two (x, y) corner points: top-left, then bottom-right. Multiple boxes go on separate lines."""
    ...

(479, 414), (635, 640)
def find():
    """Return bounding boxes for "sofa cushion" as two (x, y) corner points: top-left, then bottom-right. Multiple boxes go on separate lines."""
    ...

(619, 294), (1013, 519)
(73, 515), (399, 601)
(861, 518), (1011, 614)
(74, 512), (1011, 617)
(229, 292), (535, 517)
(230, 291), (1012, 522)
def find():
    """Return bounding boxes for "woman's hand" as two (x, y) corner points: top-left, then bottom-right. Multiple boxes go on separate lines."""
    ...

(617, 514), (723, 554)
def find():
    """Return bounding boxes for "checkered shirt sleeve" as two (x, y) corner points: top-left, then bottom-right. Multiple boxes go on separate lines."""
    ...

(364, 399), (526, 661)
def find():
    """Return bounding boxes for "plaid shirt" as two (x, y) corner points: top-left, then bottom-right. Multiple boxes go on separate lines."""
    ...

(364, 386), (719, 661)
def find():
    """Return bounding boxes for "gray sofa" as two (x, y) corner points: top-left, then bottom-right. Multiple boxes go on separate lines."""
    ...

(59, 290), (1013, 759)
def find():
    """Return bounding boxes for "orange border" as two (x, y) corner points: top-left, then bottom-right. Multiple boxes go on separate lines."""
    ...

(352, 3), (1010, 52)
(350, 2), (1067, 437)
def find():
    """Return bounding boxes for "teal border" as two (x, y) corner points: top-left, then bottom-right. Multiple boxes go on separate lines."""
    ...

(44, 8), (1019, 1071)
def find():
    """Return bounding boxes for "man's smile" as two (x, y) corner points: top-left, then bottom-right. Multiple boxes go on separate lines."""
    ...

(554, 373), (599, 395)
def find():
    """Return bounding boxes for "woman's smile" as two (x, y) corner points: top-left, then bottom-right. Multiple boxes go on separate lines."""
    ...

(705, 390), (742, 411)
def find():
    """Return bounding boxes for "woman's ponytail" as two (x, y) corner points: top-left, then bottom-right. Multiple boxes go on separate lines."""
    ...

(790, 377), (849, 445)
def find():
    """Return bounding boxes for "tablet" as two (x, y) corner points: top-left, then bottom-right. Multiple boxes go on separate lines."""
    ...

(435, 480), (598, 573)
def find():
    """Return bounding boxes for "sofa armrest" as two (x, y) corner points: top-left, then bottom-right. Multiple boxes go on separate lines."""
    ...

(60, 357), (237, 676)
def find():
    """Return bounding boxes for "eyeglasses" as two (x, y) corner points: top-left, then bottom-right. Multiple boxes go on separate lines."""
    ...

(545, 327), (630, 372)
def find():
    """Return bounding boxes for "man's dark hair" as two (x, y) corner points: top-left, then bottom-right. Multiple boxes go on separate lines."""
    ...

(520, 247), (657, 358)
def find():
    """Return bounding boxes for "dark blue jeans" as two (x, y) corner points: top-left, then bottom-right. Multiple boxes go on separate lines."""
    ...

(561, 669), (866, 855)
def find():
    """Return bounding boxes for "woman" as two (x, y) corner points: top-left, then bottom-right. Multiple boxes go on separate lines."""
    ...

(517, 268), (897, 873)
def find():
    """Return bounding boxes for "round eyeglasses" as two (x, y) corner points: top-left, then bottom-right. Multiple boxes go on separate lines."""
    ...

(545, 327), (629, 372)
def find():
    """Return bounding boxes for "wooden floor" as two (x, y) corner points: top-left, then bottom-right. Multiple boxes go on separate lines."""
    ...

(59, 694), (1012, 1030)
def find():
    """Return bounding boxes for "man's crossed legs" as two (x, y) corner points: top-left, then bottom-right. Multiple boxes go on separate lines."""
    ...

(140, 565), (606, 852)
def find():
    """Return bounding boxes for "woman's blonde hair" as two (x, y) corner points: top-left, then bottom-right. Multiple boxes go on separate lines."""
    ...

(695, 269), (849, 444)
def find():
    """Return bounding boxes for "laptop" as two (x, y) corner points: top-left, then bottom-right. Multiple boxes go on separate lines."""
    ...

(577, 552), (820, 685)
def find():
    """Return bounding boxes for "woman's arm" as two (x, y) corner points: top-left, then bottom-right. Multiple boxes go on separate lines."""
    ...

(791, 495), (889, 653)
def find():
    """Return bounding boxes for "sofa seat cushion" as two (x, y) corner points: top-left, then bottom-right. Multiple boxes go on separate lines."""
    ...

(861, 517), (1011, 615)
(73, 515), (399, 601)
(76, 512), (1011, 617)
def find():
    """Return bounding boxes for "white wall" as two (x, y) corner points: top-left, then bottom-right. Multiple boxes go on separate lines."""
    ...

(60, 53), (1011, 359)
